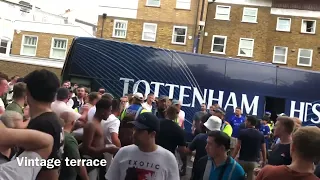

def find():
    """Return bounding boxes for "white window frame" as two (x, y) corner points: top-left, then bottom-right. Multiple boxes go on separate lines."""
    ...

(210, 35), (227, 54)
(142, 23), (157, 42)
(297, 48), (313, 67)
(146, 0), (160, 7)
(171, 26), (188, 45)
(215, 5), (231, 21)
(20, 35), (38, 56)
(237, 38), (254, 57)
(49, 38), (68, 60)
(242, 7), (258, 23)
(272, 46), (288, 64)
(301, 19), (317, 34)
(276, 17), (291, 32)
(112, 19), (128, 39)
(176, 0), (191, 10)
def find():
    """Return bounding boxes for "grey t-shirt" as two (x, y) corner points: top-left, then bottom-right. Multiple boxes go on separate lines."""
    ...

(0, 151), (42, 180)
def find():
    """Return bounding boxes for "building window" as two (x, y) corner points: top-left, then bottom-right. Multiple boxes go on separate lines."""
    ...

(276, 17), (291, 32)
(176, 0), (191, 10)
(211, 35), (227, 54)
(242, 7), (258, 23)
(50, 38), (68, 59)
(298, 49), (313, 67)
(273, 46), (288, 64)
(20, 35), (38, 56)
(215, 5), (231, 21)
(301, 19), (316, 34)
(238, 38), (254, 57)
(146, 0), (160, 7)
(142, 23), (157, 42)
(112, 20), (128, 39)
(0, 39), (8, 54)
(172, 26), (187, 45)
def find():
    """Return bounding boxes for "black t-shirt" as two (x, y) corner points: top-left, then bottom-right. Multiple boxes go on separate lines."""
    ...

(19, 112), (64, 170)
(268, 143), (292, 166)
(238, 128), (265, 162)
(156, 119), (186, 154)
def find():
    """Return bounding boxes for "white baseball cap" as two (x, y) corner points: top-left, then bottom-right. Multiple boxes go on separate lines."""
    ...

(133, 92), (144, 101)
(204, 115), (222, 131)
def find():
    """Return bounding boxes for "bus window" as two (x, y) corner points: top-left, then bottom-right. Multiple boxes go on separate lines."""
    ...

(70, 77), (91, 91)
(265, 96), (286, 123)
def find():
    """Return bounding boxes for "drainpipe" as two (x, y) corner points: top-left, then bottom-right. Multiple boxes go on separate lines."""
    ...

(193, 0), (206, 53)
(100, 13), (107, 38)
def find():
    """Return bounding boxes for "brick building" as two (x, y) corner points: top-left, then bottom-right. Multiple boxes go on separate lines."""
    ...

(0, 0), (96, 78)
(97, 0), (201, 52)
(98, 0), (320, 71)
(200, 0), (320, 71)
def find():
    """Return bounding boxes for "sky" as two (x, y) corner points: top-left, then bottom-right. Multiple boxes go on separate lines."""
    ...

(25, 0), (100, 23)
(9, 0), (136, 24)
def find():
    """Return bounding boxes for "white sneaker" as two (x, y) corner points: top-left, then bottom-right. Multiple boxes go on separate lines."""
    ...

(190, 156), (195, 162)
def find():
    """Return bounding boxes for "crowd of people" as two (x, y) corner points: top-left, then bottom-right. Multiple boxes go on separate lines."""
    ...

(0, 69), (319, 180)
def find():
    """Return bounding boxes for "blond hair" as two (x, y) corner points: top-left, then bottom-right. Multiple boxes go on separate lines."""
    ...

(60, 111), (77, 127)
(292, 126), (320, 161)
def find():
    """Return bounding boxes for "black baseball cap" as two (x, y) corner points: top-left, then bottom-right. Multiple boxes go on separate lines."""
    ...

(214, 107), (226, 115)
(129, 112), (160, 132)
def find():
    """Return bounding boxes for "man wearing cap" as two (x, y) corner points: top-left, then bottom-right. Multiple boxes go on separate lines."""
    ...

(106, 112), (179, 180)
(120, 92), (150, 120)
(172, 99), (185, 129)
(213, 107), (233, 137)
(155, 95), (169, 119)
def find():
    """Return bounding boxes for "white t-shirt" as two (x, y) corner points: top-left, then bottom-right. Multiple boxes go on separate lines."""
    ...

(51, 100), (81, 120)
(87, 106), (96, 122)
(142, 102), (152, 111)
(105, 145), (179, 180)
(66, 98), (74, 108)
(102, 114), (120, 144)
(0, 151), (42, 180)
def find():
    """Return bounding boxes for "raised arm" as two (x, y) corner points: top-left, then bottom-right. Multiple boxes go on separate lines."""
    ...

(0, 122), (53, 159)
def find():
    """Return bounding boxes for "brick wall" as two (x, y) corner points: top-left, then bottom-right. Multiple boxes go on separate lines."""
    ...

(202, 3), (270, 62)
(202, 2), (320, 71)
(136, 0), (198, 25)
(11, 31), (74, 59)
(0, 60), (61, 79)
(97, 16), (195, 52)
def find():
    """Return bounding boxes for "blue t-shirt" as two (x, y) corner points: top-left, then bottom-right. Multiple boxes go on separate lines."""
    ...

(229, 115), (245, 138)
(260, 124), (271, 148)
(209, 157), (245, 180)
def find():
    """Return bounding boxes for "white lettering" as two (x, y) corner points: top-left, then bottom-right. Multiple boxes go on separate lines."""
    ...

(304, 103), (313, 122)
(133, 80), (151, 98)
(120, 78), (134, 96)
(17, 156), (24, 166)
(311, 104), (320, 124)
(150, 82), (164, 97)
(165, 84), (179, 99)
(179, 86), (192, 107)
(207, 90), (224, 107)
(224, 92), (238, 111)
(290, 101), (305, 121)
(241, 94), (259, 115)
(192, 88), (207, 108)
